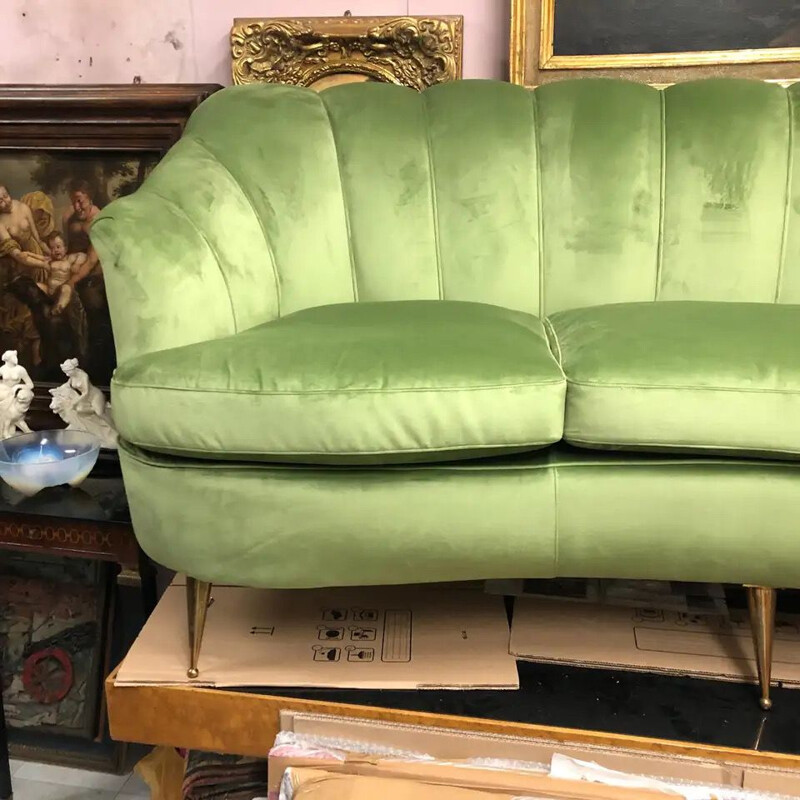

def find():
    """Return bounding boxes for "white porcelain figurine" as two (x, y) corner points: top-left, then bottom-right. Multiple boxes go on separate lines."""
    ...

(0, 350), (34, 440)
(49, 358), (118, 449)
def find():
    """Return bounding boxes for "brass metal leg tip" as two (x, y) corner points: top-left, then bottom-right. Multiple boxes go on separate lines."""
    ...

(760, 697), (773, 711)
(186, 577), (211, 684)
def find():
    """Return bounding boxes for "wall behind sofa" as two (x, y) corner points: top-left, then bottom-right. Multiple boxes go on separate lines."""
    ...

(1, 1), (509, 84)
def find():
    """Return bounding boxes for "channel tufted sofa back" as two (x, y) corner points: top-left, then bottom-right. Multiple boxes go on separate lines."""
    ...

(92, 78), (800, 364)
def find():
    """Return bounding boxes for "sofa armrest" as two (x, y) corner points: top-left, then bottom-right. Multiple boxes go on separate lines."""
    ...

(91, 191), (238, 365)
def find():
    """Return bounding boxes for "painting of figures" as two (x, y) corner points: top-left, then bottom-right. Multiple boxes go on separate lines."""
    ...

(0, 152), (157, 389)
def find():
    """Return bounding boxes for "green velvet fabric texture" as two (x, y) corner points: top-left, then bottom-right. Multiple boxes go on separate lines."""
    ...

(548, 301), (800, 456)
(534, 80), (663, 312)
(111, 300), (565, 462)
(91, 78), (800, 366)
(322, 81), (542, 308)
(119, 442), (800, 589)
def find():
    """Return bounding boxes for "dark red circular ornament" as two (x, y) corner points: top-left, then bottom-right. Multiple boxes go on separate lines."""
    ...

(22, 647), (74, 704)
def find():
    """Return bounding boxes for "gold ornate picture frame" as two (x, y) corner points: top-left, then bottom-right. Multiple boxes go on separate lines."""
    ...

(231, 15), (463, 91)
(511, 0), (800, 86)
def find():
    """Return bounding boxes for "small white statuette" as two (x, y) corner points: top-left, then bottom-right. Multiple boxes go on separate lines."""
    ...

(50, 358), (118, 449)
(0, 350), (33, 440)
(0, 349), (33, 393)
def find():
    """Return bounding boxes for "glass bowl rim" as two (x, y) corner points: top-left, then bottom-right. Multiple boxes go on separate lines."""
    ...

(0, 429), (101, 464)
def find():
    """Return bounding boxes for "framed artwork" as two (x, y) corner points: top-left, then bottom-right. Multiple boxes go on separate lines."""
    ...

(0, 553), (109, 740)
(0, 84), (220, 428)
(511, 0), (800, 86)
(230, 15), (463, 91)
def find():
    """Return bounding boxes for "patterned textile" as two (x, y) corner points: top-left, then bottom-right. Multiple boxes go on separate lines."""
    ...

(182, 750), (267, 800)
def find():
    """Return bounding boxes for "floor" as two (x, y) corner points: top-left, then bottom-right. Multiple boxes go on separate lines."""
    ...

(6, 760), (148, 799)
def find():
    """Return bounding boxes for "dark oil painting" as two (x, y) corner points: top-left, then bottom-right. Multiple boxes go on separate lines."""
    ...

(0, 152), (157, 389)
(552, 0), (800, 57)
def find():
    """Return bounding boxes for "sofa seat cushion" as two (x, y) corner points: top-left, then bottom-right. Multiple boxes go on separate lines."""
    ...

(112, 300), (566, 464)
(547, 301), (800, 458)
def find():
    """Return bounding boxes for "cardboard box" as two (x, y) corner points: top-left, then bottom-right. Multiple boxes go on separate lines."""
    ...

(287, 770), (513, 800)
(284, 765), (677, 800)
(273, 711), (800, 798)
(485, 580), (728, 615)
(271, 712), (736, 791)
(270, 712), (735, 794)
(510, 598), (800, 686)
(115, 584), (518, 690)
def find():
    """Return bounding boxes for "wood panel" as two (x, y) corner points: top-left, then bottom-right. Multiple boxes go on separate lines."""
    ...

(0, 518), (137, 566)
(105, 667), (800, 769)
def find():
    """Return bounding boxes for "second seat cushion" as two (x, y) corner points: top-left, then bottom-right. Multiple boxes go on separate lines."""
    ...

(112, 300), (566, 464)
(547, 301), (800, 458)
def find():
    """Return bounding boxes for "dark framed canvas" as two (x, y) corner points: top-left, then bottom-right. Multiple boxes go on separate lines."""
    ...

(511, 0), (800, 86)
(0, 85), (220, 428)
(544, 0), (800, 69)
(1, 553), (109, 741)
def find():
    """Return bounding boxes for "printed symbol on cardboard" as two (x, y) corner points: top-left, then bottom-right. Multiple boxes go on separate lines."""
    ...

(381, 609), (412, 663)
(352, 608), (378, 622)
(318, 625), (344, 641)
(346, 646), (375, 662)
(349, 626), (377, 641)
(250, 626), (275, 636)
(312, 645), (341, 662)
(322, 608), (348, 621)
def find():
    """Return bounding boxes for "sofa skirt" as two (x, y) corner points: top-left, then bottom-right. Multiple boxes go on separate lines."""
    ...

(119, 442), (800, 589)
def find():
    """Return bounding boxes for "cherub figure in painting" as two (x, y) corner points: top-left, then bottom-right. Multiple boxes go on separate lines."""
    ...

(42, 231), (87, 315)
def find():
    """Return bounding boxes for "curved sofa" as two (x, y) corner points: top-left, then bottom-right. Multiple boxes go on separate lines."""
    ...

(91, 78), (800, 705)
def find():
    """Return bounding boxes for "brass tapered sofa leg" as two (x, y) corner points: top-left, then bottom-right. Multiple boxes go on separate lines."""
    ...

(746, 586), (776, 711)
(186, 576), (212, 679)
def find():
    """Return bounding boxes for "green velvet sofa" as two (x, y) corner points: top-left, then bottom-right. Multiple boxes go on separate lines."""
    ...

(91, 77), (800, 708)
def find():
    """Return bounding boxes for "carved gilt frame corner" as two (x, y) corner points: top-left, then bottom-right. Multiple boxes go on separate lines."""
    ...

(231, 15), (463, 91)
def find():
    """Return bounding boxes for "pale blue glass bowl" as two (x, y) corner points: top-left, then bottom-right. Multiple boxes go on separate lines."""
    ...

(0, 430), (101, 496)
